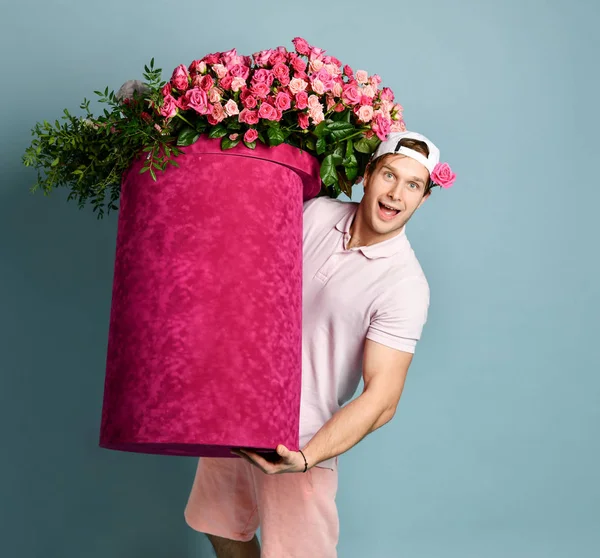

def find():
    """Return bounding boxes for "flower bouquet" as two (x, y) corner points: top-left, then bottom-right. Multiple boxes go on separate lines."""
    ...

(22, 39), (408, 457)
(23, 37), (405, 217)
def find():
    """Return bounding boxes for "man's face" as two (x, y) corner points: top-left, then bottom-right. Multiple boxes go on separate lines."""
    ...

(359, 154), (431, 240)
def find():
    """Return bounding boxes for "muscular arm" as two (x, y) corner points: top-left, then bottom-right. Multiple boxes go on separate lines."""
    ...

(301, 339), (413, 469)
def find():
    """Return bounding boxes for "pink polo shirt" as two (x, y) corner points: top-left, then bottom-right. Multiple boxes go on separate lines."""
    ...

(300, 197), (430, 469)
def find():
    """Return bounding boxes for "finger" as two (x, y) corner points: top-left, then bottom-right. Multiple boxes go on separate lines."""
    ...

(276, 444), (290, 458)
(239, 450), (273, 473)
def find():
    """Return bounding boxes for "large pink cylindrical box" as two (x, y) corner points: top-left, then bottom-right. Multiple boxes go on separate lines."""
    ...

(99, 136), (321, 457)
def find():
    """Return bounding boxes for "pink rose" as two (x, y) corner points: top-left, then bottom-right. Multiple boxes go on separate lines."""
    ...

(241, 91), (258, 109)
(372, 113), (391, 141)
(390, 119), (406, 132)
(224, 99), (240, 117)
(253, 49), (273, 67)
(239, 108), (259, 125)
(293, 70), (309, 81)
(272, 63), (290, 84)
(379, 99), (394, 113)
(203, 52), (221, 65)
(189, 60), (207, 74)
(258, 102), (279, 121)
(309, 106), (324, 124)
(369, 74), (382, 87)
(380, 87), (395, 102)
(326, 96), (336, 110)
(343, 65), (354, 78)
(289, 77), (308, 95)
(332, 81), (343, 98)
(298, 112), (309, 129)
(309, 58), (324, 73)
(221, 48), (238, 67)
(183, 88), (210, 115)
(290, 55), (307, 73)
(251, 82), (270, 99)
(170, 64), (189, 91)
(307, 94), (321, 109)
(393, 103), (404, 114)
(275, 91), (292, 111)
(355, 70), (368, 84)
(229, 64), (250, 80)
(210, 102), (225, 123)
(324, 55), (342, 67)
(191, 74), (203, 89)
(295, 91), (309, 110)
(244, 128), (258, 143)
(160, 94), (177, 118)
(362, 85), (376, 98)
(208, 87), (222, 103)
(292, 37), (312, 56)
(311, 79), (325, 95)
(220, 75), (234, 90)
(357, 105), (374, 123)
(198, 75), (214, 92)
(431, 163), (456, 189)
(229, 133), (239, 141)
(231, 77), (247, 92)
(309, 47), (325, 61)
(212, 64), (228, 79)
(342, 84), (361, 105)
(252, 69), (275, 86)
(324, 63), (341, 77)
(161, 83), (172, 97)
(269, 48), (287, 66)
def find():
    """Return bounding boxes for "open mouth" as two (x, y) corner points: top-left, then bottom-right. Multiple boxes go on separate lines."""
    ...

(378, 201), (400, 221)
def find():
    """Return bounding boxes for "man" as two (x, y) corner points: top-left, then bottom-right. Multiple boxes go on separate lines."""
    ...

(184, 131), (455, 557)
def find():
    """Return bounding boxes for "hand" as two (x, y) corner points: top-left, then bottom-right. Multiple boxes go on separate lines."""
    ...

(231, 444), (307, 475)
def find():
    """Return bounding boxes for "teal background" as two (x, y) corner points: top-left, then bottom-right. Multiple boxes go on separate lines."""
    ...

(1, 0), (598, 556)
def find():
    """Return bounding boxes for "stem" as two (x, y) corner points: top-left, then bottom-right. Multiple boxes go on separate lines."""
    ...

(176, 112), (195, 128)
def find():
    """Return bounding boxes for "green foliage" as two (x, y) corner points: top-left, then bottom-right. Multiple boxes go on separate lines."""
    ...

(22, 59), (383, 217)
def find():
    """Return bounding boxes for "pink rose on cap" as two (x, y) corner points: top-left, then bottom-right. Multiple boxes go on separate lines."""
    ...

(431, 163), (456, 189)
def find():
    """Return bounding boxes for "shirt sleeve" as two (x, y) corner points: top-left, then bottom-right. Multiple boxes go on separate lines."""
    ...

(366, 276), (430, 354)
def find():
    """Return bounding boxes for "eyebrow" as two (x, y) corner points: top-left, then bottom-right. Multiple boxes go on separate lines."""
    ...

(381, 165), (426, 187)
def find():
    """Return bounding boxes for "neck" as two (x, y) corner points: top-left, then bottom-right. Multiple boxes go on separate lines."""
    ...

(347, 205), (403, 249)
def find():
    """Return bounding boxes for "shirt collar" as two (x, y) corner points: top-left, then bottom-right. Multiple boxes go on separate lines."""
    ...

(334, 203), (408, 260)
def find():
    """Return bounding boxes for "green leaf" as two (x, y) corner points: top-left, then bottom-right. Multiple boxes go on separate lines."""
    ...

(320, 154), (338, 187)
(51, 157), (60, 167)
(345, 164), (358, 182)
(177, 126), (200, 147)
(267, 124), (285, 146)
(328, 121), (355, 142)
(354, 138), (373, 154)
(221, 136), (241, 150)
(355, 134), (381, 154)
(243, 140), (257, 150)
(316, 137), (327, 155)
(331, 109), (351, 123)
(314, 120), (331, 138)
(305, 138), (316, 151)
(208, 124), (228, 139)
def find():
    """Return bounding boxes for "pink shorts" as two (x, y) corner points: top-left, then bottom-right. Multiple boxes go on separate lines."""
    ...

(184, 457), (339, 557)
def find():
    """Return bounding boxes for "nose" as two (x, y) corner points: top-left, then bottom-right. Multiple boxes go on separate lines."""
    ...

(387, 185), (402, 202)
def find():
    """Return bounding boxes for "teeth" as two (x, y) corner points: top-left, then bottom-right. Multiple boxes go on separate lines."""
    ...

(382, 203), (399, 211)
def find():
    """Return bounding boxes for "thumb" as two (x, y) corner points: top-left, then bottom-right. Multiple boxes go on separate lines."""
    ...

(276, 444), (290, 458)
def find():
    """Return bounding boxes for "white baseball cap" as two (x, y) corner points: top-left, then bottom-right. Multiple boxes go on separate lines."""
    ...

(372, 131), (440, 174)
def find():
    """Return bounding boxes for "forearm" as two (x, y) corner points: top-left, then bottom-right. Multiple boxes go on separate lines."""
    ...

(301, 390), (394, 468)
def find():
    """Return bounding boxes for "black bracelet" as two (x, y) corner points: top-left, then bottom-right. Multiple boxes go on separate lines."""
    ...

(298, 449), (308, 473)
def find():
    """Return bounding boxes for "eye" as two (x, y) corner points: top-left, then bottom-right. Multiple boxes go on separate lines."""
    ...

(384, 171), (395, 180)
(408, 182), (420, 190)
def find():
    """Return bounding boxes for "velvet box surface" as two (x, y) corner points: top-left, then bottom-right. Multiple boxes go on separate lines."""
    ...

(99, 136), (321, 457)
